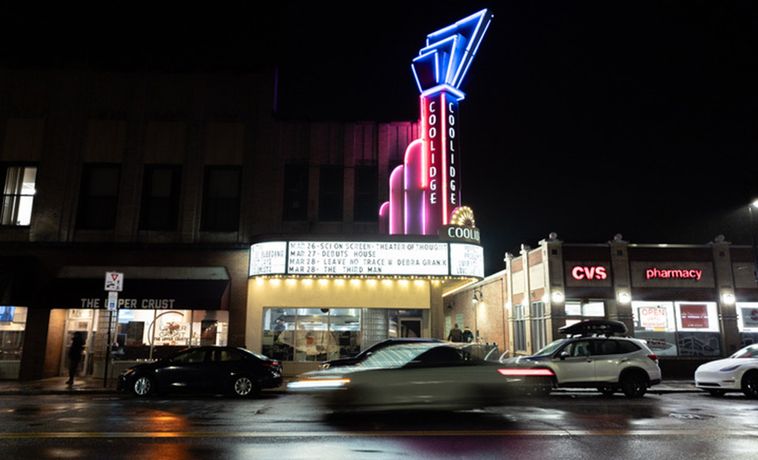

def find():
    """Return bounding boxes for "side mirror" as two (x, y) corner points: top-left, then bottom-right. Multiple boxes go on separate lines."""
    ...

(559, 351), (570, 360)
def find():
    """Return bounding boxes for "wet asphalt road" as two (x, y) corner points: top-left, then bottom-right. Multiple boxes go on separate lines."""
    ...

(1, 391), (757, 459)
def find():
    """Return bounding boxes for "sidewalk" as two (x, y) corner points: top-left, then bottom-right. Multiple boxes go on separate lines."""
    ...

(0, 377), (699, 396)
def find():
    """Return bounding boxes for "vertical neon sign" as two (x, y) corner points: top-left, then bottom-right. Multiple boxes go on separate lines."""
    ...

(378, 9), (492, 236)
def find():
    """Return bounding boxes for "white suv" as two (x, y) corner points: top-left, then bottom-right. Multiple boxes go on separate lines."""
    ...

(506, 320), (662, 398)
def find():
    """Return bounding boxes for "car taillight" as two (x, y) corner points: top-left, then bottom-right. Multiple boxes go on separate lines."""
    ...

(264, 360), (281, 368)
(498, 368), (555, 377)
(647, 354), (658, 362)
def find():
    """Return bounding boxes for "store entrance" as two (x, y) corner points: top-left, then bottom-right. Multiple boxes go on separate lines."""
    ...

(58, 309), (98, 377)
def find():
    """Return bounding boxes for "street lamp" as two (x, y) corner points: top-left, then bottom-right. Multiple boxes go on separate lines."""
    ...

(750, 199), (758, 283)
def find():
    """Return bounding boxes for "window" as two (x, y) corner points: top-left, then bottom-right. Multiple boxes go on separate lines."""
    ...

(1, 165), (37, 226)
(513, 304), (527, 352)
(201, 166), (241, 231)
(318, 165), (343, 221)
(283, 164), (309, 221)
(565, 301), (605, 317)
(530, 302), (548, 352)
(215, 349), (244, 362)
(262, 307), (362, 362)
(632, 301), (720, 357)
(139, 165), (181, 231)
(353, 165), (377, 222)
(172, 348), (207, 364)
(77, 164), (120, 229)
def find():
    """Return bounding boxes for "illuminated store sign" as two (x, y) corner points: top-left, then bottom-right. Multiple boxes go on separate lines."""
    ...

(379, 9), (493, 236)
(645, 268), (703, 281)
(571, 265), (608, 281)
(249, 241), (484, 278)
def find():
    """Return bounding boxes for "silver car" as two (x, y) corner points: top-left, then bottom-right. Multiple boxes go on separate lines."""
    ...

(506, 321), (662, 398)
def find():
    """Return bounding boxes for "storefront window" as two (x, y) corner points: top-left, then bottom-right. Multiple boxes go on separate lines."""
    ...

(0, 306), (27, 379)
(632, 301), (720, 357)
(262, 308), (361, 362)
(736, 302), (758, 347)
(262, 307), (426, 362)
(114, 309), (228, 360)
(564, 301), (605, 323)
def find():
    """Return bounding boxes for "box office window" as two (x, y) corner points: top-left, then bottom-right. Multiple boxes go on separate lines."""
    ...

(262, 308), (361, 362)
(318, 165), (343, 221)
(1, 165), (37, 226)
(201, 166), (241, 232)
(77, 164), (120, 229)
(140, 165), (181, 231)
(632, 301), (720, 357)
(283, 164), (308, 221)
(353, 165), (377, 222)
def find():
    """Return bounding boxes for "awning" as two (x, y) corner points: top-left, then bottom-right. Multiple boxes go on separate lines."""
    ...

(48, 266), (230, 310)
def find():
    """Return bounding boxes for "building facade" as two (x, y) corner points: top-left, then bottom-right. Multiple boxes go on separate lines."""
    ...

(444, 234), (758, 377)
(0, 67), (446, 380)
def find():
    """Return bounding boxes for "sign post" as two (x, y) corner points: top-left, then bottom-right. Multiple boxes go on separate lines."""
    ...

(103, 272), (123, 388)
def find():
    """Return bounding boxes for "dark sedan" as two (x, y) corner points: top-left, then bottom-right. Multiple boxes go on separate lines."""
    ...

(118, 346), (282, 397)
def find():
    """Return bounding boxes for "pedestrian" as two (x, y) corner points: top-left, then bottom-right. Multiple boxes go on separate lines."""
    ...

(273, 318), (286, 342)
(462, 326), (474, 343)
(447, 323), (463, 342)
(66, 332), (85, 386)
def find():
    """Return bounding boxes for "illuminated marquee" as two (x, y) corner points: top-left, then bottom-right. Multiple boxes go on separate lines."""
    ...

(249, 241), (484, 279)
(379, 9), (493, 236)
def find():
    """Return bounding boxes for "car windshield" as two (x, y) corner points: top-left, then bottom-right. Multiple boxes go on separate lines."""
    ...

(731, 344), (758, 359)
(356, 343), (440, 369)
(239, 348), (269, 361)
(534, 339), (568, 356)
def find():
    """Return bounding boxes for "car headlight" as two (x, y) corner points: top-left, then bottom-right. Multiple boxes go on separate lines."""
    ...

(120, 368), (136, 377)
(319, 363), (331, 369)
(720, 365), (741, 372)
(287, 378), (350, 390)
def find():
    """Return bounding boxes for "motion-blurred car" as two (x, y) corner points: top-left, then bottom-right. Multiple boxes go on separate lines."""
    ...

(695, 343), (758, 397)
(503, 320), (661, 398)
(319, 337), (444, 369)
(289, 342), (555, 411)
(118, 346), (282, 397)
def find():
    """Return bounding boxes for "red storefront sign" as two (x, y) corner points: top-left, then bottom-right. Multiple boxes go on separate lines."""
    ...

(571, 266), (607, 280)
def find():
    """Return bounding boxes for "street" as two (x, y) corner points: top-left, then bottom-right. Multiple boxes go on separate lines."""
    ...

(1, 391), (757, 459)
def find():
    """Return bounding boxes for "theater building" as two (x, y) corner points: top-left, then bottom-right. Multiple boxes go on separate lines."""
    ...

(444, 234), (758, 376)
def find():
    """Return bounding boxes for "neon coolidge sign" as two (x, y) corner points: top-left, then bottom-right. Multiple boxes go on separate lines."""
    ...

(249, 241), (484, 278)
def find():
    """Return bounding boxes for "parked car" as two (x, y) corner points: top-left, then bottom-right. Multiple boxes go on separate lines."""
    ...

(695, 343), (758, 398)
(118, 346), (282, 397)
(503, 320), (662, 398)
(289, 342), (555, 412)
(319, 338), (444, 369)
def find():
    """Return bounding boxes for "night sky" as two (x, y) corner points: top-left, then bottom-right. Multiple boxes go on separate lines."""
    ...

(3, 2), (757, 274)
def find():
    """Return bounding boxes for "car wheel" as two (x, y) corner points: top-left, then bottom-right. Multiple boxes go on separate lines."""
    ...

(707, 389), (726, 397)
(132, 376), (154, 397)
(231, 376), (258, 398)
(741, 371), (758, 399)
(598, 385), (615, 397)
(620, 373), (647, 398)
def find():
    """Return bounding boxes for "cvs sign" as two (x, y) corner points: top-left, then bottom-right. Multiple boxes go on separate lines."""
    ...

(571, 265), (608, 281)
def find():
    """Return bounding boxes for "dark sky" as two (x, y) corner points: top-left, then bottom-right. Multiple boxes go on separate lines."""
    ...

(3, 2), (758, 274)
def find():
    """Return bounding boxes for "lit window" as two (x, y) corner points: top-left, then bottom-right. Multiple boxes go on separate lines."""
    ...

(1, 166), (37, 226)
